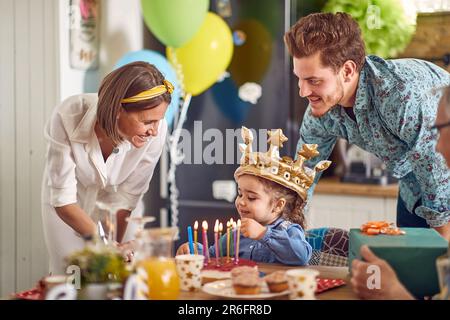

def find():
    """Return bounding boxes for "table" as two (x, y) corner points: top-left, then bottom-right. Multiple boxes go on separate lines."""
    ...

(179, 264), (358, 300)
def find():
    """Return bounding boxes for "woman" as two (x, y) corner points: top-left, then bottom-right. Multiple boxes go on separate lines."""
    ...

(42, 61), (173, 274)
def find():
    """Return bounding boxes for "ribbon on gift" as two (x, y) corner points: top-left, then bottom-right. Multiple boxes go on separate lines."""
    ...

(360, 221), (406, 236)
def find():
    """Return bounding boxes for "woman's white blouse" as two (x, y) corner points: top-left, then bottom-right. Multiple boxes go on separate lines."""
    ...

(41, 94), (167, 273)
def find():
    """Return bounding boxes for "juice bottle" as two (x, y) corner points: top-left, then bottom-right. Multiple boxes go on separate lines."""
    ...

(135, 227), (180, 300)
(140, 257), (180, 299)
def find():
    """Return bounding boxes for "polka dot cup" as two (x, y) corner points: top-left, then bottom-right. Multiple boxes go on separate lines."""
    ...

(286, 269), (319, 300)
(175, 254), (205, 292)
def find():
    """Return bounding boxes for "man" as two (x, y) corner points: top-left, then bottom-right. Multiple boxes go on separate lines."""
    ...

(351, 86), (450, 300)
(284, 12), (450, 240)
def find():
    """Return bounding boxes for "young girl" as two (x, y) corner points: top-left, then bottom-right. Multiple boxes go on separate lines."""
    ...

(177, 127), (331, 265)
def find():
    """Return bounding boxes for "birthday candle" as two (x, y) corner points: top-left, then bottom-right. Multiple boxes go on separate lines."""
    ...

(226, 221), (230, 261)
(236, 219), (241, 263)
(219, 222), (223, 258)
(229, 218), (234, 257)
(233, 221), (237, 263)
(187, 226), (194, 254)
(194, 221), (198, 255)
(202, 221), (210, 263)
(214, 219), (220, 266)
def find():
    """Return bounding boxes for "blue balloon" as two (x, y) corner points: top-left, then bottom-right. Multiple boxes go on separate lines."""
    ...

(114, 50), (180, 127)
(211, 77), (251, 124)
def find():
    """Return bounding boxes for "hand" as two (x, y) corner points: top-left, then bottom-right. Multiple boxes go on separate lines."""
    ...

(434, 221), (450, 242)
(351, 245), (414, 300)
(240, 218), (267, 240)
(176, 242), (191, 255)
(116, 240), (136, 263)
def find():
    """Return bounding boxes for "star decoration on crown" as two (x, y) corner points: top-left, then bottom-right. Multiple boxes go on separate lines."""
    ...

(236, 126), (331, 201)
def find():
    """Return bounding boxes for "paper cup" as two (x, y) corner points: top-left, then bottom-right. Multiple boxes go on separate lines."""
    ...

(175, 254), (205, 291)
(42, 275), (69, 297)
(286, 269), (319, 300)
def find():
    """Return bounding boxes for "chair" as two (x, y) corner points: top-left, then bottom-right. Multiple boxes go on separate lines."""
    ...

(305, 228), (349, 267)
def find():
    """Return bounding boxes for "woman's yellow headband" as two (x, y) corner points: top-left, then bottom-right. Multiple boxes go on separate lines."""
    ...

(121, 79), (174, 104)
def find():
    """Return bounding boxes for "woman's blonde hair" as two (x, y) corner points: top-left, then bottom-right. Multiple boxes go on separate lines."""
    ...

(97, 61), (172, 146)
(257, 176), (307, 230)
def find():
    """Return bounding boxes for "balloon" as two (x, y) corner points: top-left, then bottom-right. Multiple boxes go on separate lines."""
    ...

(115, 50), (181, 128)
(240, 0), (283, 39)
(211, 77), (251, 125)
(141, 0), (209, 48)
(167, 13), (233, 96)
(229, 19), (272, 86)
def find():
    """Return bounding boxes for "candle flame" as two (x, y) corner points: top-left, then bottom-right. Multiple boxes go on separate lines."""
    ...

(214, 222), (219, 233)
(237, 219), (241, 227)
(202, 220), (208, 230)
(194, 220), (198, 230)
(233, 221), (237, 229)
(219, 222), (223, 232)
(226, 221), (230, 228)
(230, 218), (234, 225)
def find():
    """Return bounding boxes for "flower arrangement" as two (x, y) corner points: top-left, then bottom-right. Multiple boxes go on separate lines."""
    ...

(322, 0), (417, 58)
(65, 242), (130, 285)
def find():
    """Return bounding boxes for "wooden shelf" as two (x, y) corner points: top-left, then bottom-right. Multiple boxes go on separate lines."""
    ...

(315, 176), (398, 198)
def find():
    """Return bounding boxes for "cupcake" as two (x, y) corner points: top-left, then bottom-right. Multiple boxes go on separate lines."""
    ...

(231, 266), (259, 278)
(232, 274), (261, 295)
(264, 271), (288, 293)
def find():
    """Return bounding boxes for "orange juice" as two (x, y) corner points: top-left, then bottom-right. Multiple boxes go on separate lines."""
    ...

(140, 257), (180, 300)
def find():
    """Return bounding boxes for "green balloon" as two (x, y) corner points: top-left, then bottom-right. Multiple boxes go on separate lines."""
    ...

(141, 0), (209, 48)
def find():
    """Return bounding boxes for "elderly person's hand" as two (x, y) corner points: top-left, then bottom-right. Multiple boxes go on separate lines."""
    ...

(351, 245), (414, 300)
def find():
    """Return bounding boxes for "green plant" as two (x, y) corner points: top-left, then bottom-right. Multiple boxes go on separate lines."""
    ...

(66, 244), (129, 285)
(323, 0), (417, 58)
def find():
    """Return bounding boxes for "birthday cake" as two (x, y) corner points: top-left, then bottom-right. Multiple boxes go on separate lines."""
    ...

(201, 257), (258, 284)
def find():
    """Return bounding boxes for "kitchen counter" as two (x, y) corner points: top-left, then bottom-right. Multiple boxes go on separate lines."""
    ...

(315, 176), (398, 198)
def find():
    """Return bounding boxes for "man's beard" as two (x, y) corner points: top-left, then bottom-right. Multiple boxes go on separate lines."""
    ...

(312, 79), (345, 117)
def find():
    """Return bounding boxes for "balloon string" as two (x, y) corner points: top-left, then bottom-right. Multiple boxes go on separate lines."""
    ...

(168, 47), (185, 97)
(167, 94), (191, 239)
(166, 46), (192, 238)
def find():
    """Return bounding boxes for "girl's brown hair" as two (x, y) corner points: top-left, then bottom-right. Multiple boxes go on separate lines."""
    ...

(284, 12), (366, 72)
(257, 177), (307, 230)
(97, 61), (172, 146)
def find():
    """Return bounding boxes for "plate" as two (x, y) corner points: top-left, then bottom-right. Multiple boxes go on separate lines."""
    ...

(202, 280), (289, 299)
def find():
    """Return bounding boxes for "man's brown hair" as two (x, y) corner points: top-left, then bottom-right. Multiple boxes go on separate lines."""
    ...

(284, 12), (366, 72)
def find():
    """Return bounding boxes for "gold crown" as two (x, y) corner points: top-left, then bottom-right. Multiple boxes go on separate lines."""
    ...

(234, 126), (331, 201)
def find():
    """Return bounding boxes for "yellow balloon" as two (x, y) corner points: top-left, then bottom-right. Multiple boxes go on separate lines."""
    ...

(167, 13), (233, 96)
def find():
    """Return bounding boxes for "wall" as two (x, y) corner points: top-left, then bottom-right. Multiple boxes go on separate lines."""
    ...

(399, 12), (450, 72)
(0, 0), (59, 297)
(59, 0), (144, 99)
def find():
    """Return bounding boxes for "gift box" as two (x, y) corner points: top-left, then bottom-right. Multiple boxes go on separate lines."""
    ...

(349, 228), (448, 298)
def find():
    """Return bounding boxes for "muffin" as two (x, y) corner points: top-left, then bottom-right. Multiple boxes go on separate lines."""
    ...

(232, 274), (261, 295)
(264, 271), (288, 293)
(231, 266), (259, 278)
